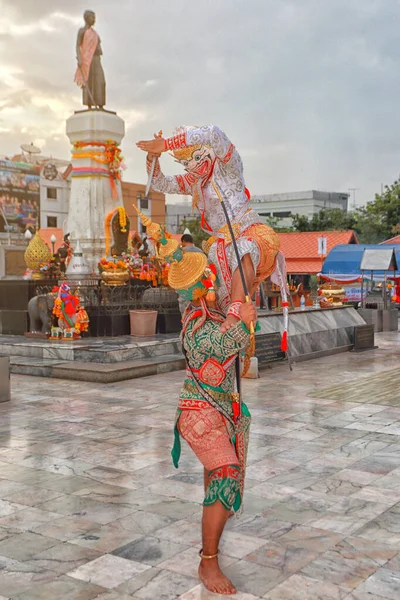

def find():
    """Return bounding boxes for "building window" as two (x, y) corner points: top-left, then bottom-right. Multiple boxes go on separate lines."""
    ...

(139, 196), (148, 210)
(273, 211), (292, 218)
(47, 216), (57, 228)
(47, 187), (57, 199)
(259, 212), (271, 217)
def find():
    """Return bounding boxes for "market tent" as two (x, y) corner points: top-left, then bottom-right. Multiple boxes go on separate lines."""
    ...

(322, 244), (400, 281)
(360, 248), (398, 271)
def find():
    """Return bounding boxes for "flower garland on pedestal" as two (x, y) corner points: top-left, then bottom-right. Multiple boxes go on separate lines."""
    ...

(105, 207), (128, 257)
(72, 140), (126, 199)
(98, 258), (129, 286)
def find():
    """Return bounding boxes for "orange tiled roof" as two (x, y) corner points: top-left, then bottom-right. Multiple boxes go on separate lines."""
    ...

(381, 235), (400, 245)
(285, 259), (325, 275)
(278, 230), (358, 274)
(278, 231), (357, 259)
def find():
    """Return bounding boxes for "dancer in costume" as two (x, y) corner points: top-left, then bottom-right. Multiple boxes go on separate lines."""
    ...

(136, 126), (288, 348)
(157, 231), (254, 595)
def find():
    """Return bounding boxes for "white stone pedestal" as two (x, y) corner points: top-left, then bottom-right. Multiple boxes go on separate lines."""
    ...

(65, 110), (125, 272)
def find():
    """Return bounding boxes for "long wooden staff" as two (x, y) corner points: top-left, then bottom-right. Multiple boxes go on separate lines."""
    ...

(211, 180), (255, 341)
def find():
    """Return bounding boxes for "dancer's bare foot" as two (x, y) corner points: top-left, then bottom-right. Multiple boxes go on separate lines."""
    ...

(220, 315), (238, 333)
(199, 558), (236, 595)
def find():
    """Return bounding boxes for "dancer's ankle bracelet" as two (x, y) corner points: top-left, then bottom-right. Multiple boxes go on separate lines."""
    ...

(199, 548), (219, 559)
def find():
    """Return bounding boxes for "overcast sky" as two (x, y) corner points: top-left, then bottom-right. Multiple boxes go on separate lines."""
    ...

(1, 0), (400, 206)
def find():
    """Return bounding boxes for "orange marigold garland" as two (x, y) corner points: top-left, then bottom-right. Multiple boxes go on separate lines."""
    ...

(98, 258), (128, 273)
(72, 140), (125, 200)
(104, 207), (128, 256)
(104, 210), (114, 257)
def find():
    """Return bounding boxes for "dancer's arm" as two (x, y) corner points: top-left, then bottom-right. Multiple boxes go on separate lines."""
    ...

(137, 125), (235, 165)
(212, 302), (257, 357)
(145, 154), (193, 195)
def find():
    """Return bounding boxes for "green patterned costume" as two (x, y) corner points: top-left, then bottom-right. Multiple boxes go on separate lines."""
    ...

(172, 301), (252, 513)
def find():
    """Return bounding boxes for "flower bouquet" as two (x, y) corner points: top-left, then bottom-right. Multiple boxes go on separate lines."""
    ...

(121, 251), (143, 279)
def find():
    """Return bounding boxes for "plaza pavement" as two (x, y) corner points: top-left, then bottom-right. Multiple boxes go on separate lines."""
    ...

(0, 332), (399, 599)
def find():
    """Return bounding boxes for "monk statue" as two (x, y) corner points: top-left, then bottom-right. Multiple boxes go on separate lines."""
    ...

(74, 10), (106, 109)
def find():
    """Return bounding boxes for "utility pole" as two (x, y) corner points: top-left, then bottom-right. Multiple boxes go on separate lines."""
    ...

(348, 188), (359, 210)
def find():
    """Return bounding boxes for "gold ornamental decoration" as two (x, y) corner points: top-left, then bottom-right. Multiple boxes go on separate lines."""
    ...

(24, 232), (52, 280)
(132, 205), (163, 241)
(101, 271), (129, 286)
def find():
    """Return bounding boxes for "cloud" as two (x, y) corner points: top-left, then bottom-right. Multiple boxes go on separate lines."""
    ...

(1, 0), (400, 205)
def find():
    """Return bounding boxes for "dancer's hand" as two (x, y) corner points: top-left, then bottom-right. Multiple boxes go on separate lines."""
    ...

(137, 132), (165, 154)
(239, 301), (257, 330)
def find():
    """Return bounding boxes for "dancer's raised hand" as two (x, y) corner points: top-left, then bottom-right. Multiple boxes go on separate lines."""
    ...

(136, 132), (165, 155)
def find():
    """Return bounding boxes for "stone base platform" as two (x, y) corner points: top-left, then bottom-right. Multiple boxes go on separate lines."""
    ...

(258, 305), (367, 364)
(0, 334), (184, 382)
(9, 354), (185, 383)
(0, 306), (367, 382)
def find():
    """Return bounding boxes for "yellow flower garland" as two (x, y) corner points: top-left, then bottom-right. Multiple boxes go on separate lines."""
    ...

(118, 206), (127, 233)
(72, 151), (108, 164)
(105, 207), (128, 255)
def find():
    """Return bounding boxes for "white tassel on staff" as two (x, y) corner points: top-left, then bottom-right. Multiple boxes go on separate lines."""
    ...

(270, 251), (291, 370)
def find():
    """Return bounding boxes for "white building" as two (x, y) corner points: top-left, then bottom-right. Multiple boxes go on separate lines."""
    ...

(39, 161), (71, 231)
(250, 190), (349, 226)
(165, 199), (193, 233)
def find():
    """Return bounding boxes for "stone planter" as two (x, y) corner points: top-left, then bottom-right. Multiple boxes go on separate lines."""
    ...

(129, 310), (158, 336)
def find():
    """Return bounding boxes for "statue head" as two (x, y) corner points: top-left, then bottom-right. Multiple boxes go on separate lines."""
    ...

(84, 10), (96, 26)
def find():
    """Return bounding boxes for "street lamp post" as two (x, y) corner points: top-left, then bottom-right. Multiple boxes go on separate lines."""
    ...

(50, 234), (57, 256)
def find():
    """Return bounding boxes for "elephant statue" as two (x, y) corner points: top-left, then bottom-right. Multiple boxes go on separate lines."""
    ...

(27, 293), (55, 335)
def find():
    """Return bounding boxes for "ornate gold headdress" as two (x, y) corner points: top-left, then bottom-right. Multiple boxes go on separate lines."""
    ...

(135, 213), (214, 298)
(170, 125), (206, 162)
(172, 146), (202, 162)
(133, 205), (163, 241)
(157, 233), (208, 290)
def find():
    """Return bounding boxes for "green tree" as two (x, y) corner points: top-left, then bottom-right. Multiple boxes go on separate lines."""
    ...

(291, 207), (386, 243)
(360, 179), (400, 242)
(179, 217), (209, 248)
(352, 207), (383, 244)
(263, 216), (293, 232)
(292, 208), (357, 232)
(291, 214), (312, 232)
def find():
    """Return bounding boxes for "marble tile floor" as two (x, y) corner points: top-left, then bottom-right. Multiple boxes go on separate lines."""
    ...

(0, 332), (399, 598)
